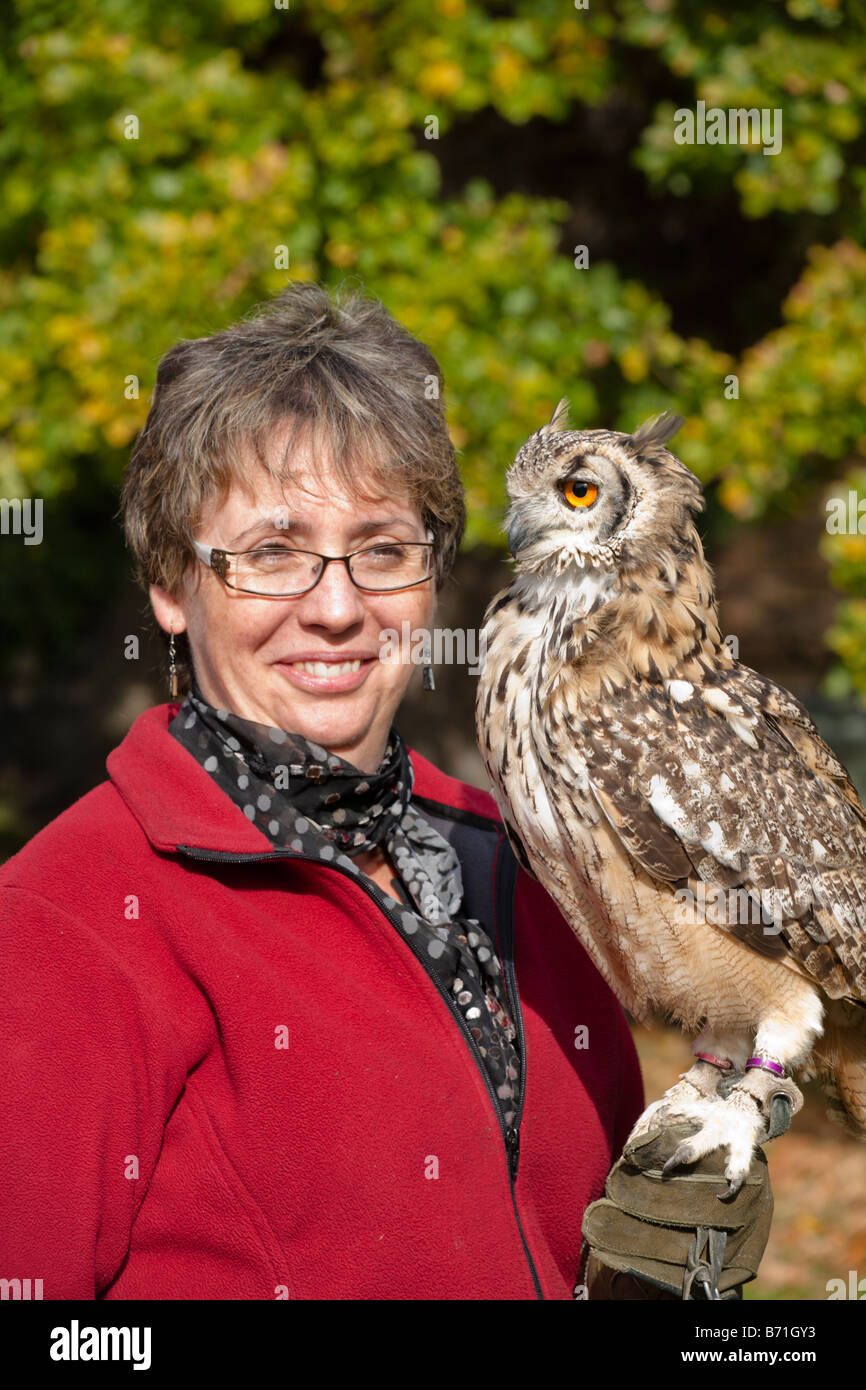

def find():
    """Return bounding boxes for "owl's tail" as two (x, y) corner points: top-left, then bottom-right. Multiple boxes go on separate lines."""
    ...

(813, 1003), (866, 1138)
(820, 1067), (866, 1138)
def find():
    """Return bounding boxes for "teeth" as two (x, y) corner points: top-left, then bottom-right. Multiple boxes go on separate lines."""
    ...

(292, 659), (362, 676)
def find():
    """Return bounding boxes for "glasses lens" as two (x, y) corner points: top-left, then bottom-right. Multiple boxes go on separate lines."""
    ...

(234, 547), (322, 595)
(350, 543), (432, 590)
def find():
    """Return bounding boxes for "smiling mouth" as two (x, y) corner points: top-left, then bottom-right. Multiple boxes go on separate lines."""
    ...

(290, 659), (363, 676)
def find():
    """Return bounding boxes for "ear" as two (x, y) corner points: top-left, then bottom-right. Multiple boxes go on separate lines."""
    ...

(631, 410), (684, 449)
(547, 397), (570, 433)
(149, 583), (188, 635)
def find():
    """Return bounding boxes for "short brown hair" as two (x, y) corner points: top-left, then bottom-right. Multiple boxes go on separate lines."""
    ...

(120, 280), (465, 694)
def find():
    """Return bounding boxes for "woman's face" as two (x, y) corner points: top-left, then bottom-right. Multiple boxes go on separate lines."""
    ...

(150, 427), (436, 772)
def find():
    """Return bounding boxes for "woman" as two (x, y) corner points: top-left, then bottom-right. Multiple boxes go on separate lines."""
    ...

(0, 281), (644, 1299)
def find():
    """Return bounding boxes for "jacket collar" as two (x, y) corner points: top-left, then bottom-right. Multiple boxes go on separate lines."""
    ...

(107, 703), (501, 854)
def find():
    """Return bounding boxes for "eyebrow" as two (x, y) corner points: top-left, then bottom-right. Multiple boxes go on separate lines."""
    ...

(225, 516), (420, 549)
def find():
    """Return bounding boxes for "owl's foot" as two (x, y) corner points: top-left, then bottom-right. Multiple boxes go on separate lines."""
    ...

(721, 1068), (804, 1175)
(728, 1064), (804, 1124)
(659, 1067), (803, 1199)
(626, 1058), (738, 1145)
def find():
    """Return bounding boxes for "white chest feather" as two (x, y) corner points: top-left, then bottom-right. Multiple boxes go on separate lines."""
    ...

(478, 575), (602, 849)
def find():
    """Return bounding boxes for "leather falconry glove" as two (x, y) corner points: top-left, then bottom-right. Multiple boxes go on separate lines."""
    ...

(579, 1116), (780, 1300)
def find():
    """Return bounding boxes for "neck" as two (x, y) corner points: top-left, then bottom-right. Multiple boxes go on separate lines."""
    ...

(516, 528), (729, 702)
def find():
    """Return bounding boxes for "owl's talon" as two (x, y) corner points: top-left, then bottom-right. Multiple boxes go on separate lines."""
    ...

(719, 1175), (745, 1201)
(764, 1093), (793, 1141)
(662, 1141), (698, 1175)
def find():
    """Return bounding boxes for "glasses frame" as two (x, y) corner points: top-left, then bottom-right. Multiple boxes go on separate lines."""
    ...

(192, 530), (436, 598)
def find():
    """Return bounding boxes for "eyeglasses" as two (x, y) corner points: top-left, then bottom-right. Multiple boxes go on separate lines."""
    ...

(192, 532), (435, 598)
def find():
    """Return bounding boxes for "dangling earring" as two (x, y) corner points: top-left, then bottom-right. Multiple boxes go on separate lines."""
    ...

(422, 639), (435, 692)
(168, 631), (179, 699)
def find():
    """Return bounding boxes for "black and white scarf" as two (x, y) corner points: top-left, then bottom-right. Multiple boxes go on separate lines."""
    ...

(169, 680), (521, 1125)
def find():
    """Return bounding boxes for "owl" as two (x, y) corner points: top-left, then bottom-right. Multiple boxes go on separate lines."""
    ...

(476, 400), (866, 1194)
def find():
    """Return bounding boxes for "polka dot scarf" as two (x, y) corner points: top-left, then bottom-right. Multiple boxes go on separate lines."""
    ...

(169, 681), (521, 1126)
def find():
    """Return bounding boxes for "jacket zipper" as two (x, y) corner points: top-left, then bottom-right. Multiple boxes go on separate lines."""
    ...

(177, 842), (543, 1298)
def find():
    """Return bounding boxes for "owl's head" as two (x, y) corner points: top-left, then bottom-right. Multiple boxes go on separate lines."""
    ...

(504, 400), (704, 572)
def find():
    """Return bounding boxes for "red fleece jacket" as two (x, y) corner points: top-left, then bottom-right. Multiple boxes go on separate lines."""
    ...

(0, 703), (644, 1300)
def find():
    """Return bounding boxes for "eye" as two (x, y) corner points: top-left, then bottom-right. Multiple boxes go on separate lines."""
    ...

(362, 544), (408, 565)
(562, 479), (598, 509)
(246, 544), (298, 568)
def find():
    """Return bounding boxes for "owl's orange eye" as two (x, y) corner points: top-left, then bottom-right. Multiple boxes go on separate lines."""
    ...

(562, 479), (598, 509)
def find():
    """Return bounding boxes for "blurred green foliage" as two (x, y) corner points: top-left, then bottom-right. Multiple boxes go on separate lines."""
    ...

(1, 0), (865, 691)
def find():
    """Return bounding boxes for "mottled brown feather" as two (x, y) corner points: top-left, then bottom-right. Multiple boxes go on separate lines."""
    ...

(477, 407), (866, 1133)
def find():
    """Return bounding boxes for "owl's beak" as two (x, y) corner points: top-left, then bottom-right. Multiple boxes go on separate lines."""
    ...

(507, 513), (530, 558)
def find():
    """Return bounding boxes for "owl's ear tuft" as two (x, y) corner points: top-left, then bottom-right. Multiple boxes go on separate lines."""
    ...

(547, 397), (570, 434)
(632, 411), (684, 450)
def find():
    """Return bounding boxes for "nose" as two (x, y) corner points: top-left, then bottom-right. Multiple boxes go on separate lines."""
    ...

(293, 556), (368, 630)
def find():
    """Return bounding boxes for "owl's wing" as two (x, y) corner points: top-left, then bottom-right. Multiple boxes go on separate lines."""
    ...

(749, 669), (866, 821)
(555, 662), (866, 1001)
(495, 797), (539, 881)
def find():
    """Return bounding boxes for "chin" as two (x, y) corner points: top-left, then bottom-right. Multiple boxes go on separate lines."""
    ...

(275, 699), (381, 749)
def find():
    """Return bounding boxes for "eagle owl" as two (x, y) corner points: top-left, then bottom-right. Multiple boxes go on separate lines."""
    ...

(476, 400), (866, 1193)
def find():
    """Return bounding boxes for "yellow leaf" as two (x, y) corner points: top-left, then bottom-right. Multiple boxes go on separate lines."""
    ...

(491, 48), (524, 96)
(419, 61), (463, 99)
(78, 334), (103, 363)
(620, 345), (647, 383)
(104, 416), (140, 448)
(325, 241), (358, 267)
(718, 477), (752, 517)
